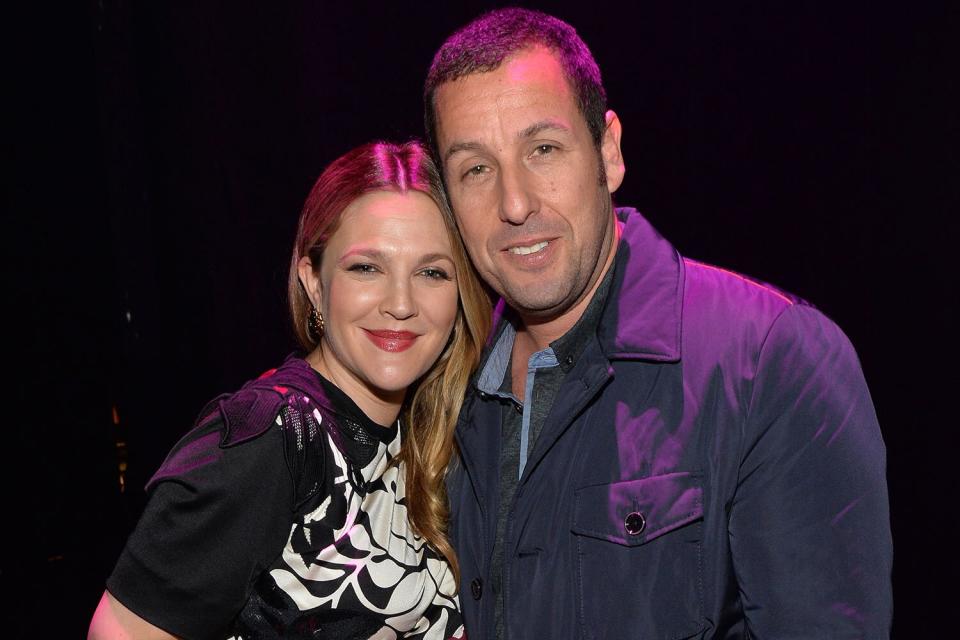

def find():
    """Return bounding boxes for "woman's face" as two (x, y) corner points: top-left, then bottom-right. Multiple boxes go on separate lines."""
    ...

(303, 189), (460, 414)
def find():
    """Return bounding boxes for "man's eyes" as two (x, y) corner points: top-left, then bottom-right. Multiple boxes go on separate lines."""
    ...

(532, 143), (557, 156)
(457, 145), (559, 182)
(462, 164), (489, 180)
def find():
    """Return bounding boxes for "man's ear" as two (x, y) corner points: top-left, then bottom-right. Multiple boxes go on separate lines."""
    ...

(601, 110), (625, 194)
(297, 256), (322, 308)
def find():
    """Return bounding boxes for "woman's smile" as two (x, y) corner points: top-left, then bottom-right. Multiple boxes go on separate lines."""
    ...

(363, 328), (420, 352)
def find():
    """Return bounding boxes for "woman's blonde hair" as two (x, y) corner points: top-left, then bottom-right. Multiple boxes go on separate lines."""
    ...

(288, 140), (490, 584)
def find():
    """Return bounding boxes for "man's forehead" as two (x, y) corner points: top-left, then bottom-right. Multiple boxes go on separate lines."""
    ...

(501, 45), (567, 83)
(434, 47), (577, 146)
(439, 46), (569, 100)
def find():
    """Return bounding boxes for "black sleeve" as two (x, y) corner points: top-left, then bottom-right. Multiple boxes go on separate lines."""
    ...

(106, 410), (294, 640)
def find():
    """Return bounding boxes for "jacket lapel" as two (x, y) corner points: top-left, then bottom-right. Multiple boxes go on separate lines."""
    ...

(454, 390), (502, 517)
(518, 336), (612, 484)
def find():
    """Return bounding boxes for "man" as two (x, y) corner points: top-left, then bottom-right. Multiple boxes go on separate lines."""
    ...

(424, 7), (892, 639)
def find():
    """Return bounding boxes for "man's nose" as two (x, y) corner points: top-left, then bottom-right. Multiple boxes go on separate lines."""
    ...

(497, 165), (539, 225)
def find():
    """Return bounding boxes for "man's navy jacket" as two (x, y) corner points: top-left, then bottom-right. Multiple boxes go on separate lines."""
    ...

(448, 208), (892, 638)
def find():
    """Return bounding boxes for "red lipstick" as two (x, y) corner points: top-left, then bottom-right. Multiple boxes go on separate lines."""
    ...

(364, 329), (418, 352)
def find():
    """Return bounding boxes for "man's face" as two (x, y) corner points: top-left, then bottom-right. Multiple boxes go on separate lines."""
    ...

(434, 46), (624, 321)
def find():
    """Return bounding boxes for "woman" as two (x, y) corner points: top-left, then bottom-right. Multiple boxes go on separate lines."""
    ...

(88, 141), (491, 639)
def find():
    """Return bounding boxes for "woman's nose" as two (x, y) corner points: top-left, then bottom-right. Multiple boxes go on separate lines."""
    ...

(380, 278), (417, 320)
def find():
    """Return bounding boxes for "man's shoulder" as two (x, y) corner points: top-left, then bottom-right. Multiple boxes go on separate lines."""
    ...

(682, 258), (808, 311)
(678, 257), (829, 348)
(614, 207), (807, 317)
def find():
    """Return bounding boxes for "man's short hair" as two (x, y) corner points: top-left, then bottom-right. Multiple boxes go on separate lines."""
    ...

(424, 7), (607, 161)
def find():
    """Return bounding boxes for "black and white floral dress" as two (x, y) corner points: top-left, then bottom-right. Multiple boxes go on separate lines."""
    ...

(107, 355), (464, 640)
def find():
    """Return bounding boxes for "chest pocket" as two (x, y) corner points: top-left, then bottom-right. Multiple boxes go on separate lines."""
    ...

(572, 472), (705, 640)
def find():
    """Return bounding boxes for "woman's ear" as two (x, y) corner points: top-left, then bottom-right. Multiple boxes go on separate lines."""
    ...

(297, 255), (322, 308)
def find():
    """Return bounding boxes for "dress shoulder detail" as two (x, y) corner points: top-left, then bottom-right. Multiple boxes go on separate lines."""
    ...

(218, 385), (289, 448)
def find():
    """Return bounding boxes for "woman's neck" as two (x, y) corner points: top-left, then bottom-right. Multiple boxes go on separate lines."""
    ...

(305, 349), (402, 428)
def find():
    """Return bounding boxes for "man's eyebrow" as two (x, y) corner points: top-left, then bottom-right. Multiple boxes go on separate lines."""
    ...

(444, 141), (484, 163)
(519, 119), (570, 140)
(443, 120), (571, 163)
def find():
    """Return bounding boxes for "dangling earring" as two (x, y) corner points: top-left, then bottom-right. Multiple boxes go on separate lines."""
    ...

(308, 306), (325, 341)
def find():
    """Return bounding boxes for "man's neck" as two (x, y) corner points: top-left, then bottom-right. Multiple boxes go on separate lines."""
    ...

(508, 218), (622, 396)
(510, 247), (617, 400)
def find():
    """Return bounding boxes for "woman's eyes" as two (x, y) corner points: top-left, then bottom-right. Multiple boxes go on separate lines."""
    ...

(420, 267), (451, 281)
(347, 263), (379, 274)
(346, 263), (450, 281)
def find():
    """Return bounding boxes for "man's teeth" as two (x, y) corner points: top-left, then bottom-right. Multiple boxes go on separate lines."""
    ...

(509, 241), (549, 256)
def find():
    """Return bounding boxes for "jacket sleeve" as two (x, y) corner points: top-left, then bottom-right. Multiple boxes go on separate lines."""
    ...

(729, 304), (892, 638)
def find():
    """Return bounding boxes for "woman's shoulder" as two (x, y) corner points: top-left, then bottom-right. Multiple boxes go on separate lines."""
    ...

(194, 355), (400, 503)
(146, 356), (331, 495)
(211, 354), (325, 446)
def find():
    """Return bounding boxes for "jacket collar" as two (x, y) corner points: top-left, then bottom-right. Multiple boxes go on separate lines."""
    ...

(598, 207), (683, 362)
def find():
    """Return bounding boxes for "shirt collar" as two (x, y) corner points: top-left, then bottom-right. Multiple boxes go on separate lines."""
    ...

(476, 320), (516, 396)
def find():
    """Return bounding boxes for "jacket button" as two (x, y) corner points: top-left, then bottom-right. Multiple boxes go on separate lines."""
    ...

(624, 511), (646, 536)
(470, 577), (483, 600)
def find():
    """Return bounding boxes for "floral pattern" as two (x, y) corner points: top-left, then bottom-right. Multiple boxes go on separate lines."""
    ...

(228, 396), (464, 640)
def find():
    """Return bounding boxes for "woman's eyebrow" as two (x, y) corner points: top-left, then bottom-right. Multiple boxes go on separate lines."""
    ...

(417, 252), (455, 264)
(339, 246), (384, 262)
(339, 248), (453, 264)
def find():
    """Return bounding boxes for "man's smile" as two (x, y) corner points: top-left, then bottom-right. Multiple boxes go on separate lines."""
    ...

(508, 240), (549, 256)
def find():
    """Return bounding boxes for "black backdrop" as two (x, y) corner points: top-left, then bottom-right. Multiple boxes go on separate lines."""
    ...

(6, 1), (957, 637)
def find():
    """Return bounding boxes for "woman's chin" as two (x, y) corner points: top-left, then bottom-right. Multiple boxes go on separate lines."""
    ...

(363, 375), (417, 400)
(364, 369), (431, 399)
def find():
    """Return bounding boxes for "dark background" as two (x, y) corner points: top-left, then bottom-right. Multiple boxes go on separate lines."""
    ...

(6, 1), (956, 637)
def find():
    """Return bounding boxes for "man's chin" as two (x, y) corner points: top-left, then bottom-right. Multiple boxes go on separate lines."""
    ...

(501, 289), (574, 321)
